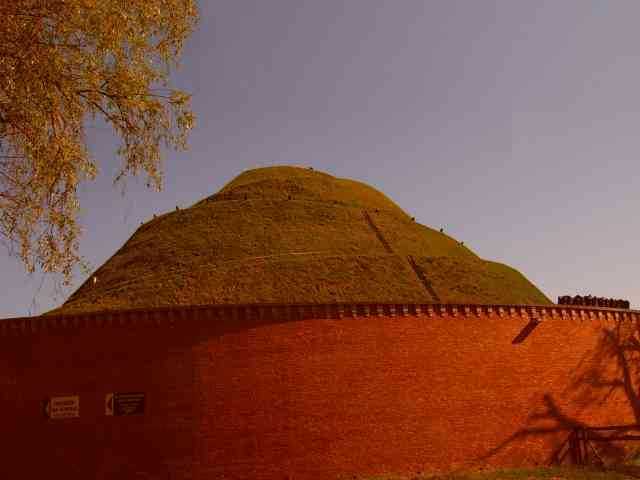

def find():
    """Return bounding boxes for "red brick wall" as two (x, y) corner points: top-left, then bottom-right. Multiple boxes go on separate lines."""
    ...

(0, 304), (637, 479)
(0, 318), (197, 479)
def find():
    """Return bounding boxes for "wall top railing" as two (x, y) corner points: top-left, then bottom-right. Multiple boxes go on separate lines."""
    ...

(0, 302), (638, 336)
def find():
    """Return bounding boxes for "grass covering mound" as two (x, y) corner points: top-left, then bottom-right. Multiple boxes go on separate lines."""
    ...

(51, 166), (551, 315)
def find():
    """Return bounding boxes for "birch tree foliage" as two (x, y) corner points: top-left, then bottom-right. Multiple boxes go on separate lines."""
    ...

(0, 0), (198, 284)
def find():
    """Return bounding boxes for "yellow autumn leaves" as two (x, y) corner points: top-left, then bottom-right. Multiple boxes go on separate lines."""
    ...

(0, 0), (197, 284)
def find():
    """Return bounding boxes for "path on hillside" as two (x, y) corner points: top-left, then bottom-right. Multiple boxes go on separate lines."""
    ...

(407, 255), (441, 302)
(363, 210), (441, 302)
(362, 210), (394, 253)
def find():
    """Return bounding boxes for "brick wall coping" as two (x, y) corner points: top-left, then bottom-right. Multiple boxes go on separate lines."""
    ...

(0, 302), (638, 336)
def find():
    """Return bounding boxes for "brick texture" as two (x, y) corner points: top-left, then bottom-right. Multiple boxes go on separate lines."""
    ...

(0, 304), (636, 479)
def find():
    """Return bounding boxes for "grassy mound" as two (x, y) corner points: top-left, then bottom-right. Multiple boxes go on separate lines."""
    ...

(50, 166), (551, 315)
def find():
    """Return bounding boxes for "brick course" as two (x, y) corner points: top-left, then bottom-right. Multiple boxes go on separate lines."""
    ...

(0, 303), (636, 479)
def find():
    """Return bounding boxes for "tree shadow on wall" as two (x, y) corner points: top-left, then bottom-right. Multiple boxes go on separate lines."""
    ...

(478, 318), (640, 466)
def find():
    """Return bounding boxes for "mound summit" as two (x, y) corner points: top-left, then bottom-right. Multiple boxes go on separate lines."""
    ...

(52, 166), (550, 315)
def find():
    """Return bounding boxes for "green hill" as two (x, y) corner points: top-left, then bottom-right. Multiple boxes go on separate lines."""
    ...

(50, 166), (550, 315)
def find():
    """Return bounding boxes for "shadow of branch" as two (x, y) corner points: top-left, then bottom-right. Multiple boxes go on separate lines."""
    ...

(478, 318), (640, 466)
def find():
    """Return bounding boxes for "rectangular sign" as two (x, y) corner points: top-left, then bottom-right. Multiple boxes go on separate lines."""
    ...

(105, 392), (145, 416)
(44, 396), (79, 419)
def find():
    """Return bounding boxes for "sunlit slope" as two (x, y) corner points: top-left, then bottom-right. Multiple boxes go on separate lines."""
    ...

(50, 166), (550, 315)
(211, 166), (407, 215)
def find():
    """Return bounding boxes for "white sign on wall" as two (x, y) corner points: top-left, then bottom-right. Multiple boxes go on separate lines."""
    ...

(44, 396), (80, 419)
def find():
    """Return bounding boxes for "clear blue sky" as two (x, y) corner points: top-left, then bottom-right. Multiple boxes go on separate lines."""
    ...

(2, 0), (639, 318)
